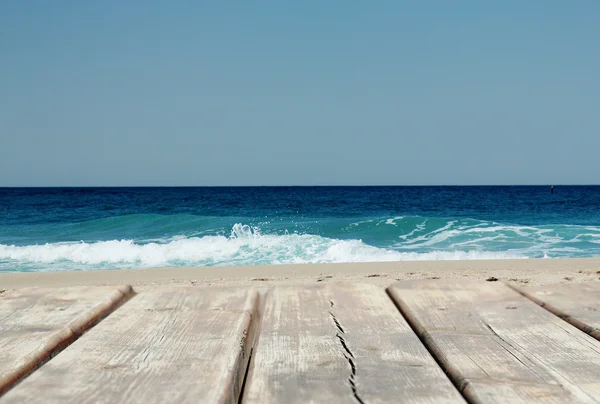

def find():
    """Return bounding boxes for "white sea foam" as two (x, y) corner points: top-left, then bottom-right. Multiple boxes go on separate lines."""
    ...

(397, 219), (428, 240)
(384, 217), (405, 226)
(0, 223), (526, 272)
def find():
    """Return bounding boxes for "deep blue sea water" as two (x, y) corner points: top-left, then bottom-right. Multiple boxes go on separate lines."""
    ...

(1, 186), (600, 272)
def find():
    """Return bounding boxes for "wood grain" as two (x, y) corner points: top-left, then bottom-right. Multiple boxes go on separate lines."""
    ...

(511, 282), (600, 340)
(0, 285), (133, 396)
(1, 287), (259, 404)
(242, 284), (464, 403)
(388, 280), (600, 403)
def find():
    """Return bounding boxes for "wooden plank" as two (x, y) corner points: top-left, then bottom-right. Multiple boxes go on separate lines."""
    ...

(388, 280), (600, 403)
(0, 285), (133, 395)
(511, 282), (600, 340)
(1, 287), (259, 404)
(242, 284), (464, 403)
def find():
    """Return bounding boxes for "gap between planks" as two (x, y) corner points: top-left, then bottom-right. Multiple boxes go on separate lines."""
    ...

(2, 287), (260, 404)
(241, 284), (464, 404)
(387, 280), (600, 403)
(509, 283), (600, 341)
(0, 285), (134, 397)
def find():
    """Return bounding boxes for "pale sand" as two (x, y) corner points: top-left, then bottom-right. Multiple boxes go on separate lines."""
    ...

(1, 258), (600, 291)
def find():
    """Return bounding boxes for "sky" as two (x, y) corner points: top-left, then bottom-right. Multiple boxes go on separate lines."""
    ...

(0, 1), (599, 186)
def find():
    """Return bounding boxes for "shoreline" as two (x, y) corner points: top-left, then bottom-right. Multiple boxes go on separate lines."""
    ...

(1, 257), (600, 289)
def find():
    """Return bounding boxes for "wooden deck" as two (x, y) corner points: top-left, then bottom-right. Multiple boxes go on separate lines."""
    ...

(1, 280), (599, 403)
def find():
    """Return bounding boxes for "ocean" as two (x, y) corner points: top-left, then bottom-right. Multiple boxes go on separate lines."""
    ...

(1, 186), (599, 272)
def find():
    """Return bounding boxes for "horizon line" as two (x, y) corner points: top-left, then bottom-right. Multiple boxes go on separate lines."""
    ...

(0, 184), (597, 188)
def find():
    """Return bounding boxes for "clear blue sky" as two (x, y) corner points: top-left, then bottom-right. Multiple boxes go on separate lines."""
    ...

(1, 1), (598, 186)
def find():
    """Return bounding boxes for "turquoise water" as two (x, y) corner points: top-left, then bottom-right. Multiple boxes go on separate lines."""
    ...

(1, 186), (600, 272)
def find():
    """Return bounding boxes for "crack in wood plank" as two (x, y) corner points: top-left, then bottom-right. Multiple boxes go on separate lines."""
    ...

(328, 302), (364, 404)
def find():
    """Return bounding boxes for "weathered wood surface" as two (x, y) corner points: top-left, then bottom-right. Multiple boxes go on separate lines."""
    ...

(512, 282), (600, 340)
(388, 280), (600, 403)
(2, 287), (259, 404)
(242, 284), (464, 404)
(0, 285), (132, 395)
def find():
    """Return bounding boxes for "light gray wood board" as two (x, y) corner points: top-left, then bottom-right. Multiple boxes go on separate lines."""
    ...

(388, 280), (600, 403)
(0, 285), (132, 395)
(1, 287), (259, 404)
(242, 284), (464, 404)
(512, 282), (600, 340)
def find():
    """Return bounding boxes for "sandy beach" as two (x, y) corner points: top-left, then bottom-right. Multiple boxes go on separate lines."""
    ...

(2, 258), (599, 290)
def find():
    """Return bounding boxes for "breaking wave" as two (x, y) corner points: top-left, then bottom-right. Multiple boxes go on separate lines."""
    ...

(0, 223), (526, 272)
(2, 214), (600, 272)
